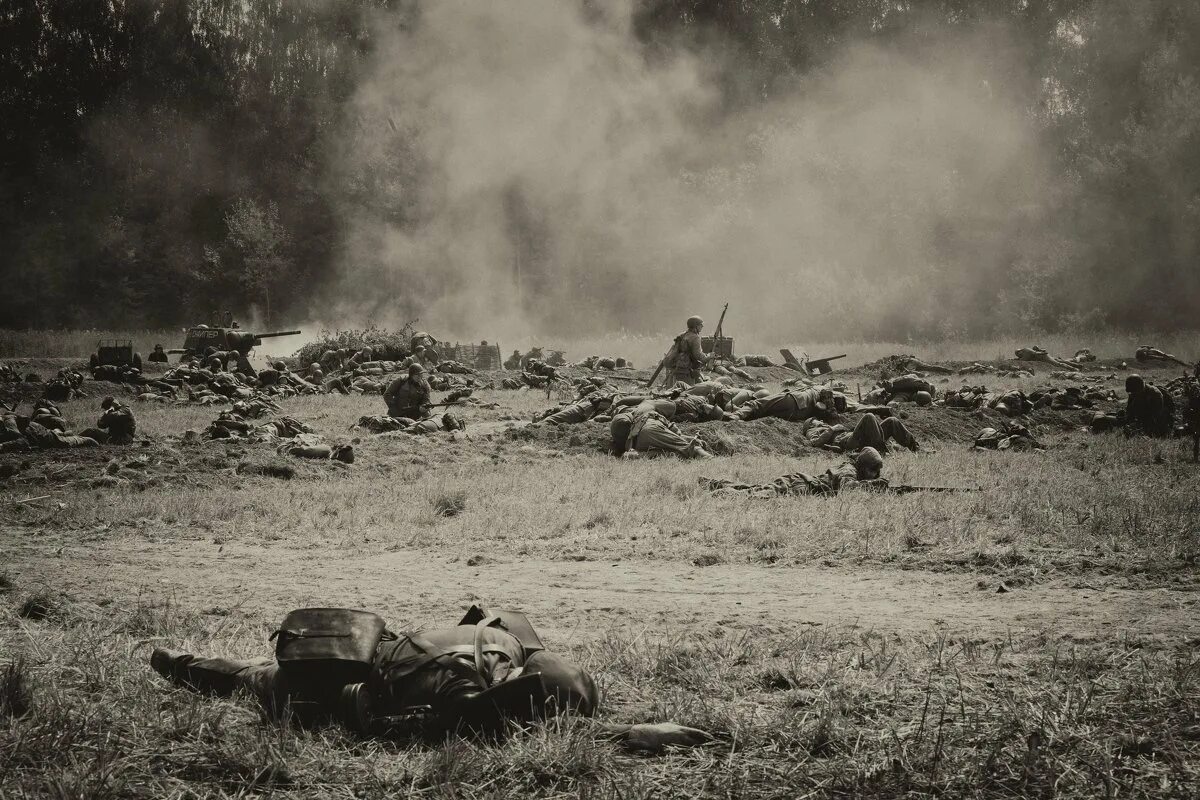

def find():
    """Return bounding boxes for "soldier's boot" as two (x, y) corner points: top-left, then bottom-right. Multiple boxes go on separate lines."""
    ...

(150, 648), (195, 682)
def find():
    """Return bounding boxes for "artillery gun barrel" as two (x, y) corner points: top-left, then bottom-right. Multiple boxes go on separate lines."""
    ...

(254, 330), (302, 339)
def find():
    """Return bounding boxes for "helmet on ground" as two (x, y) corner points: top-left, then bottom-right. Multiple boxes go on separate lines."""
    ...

(914, 390), (932, 406)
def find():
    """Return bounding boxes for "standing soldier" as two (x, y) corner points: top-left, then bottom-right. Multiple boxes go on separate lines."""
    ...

(475, 341), (495, 370)
(666, 316), (706, 387)
(384, 364), (433, 420)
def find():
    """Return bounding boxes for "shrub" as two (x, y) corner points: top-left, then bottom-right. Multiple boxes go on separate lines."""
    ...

(433, 489), (468, 517)
(293, 323), (418, 365)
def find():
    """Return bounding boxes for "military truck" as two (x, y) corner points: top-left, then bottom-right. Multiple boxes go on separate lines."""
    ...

(90, 339), (142, 371)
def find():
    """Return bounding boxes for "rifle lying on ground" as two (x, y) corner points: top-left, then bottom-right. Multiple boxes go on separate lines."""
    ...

(886, 484), (979, 495)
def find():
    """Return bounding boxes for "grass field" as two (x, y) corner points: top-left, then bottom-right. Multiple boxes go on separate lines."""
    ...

(2, 337), (1199, 798)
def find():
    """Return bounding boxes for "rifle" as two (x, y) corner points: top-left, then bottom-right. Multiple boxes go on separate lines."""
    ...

(887, 484), (979, 495)
(645, 344), (676, 389)
(712, 302), (729, 340)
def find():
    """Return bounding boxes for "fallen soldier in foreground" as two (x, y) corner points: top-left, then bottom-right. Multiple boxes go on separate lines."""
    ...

(150, 606), (710, 753)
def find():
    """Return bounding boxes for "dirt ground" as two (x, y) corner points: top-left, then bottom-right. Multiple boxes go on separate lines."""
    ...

(8, 531), (1198, 644)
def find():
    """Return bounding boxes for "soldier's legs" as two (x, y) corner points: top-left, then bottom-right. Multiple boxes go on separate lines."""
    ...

(880, 417), (919, 451)
(634, 420), (708, 457)
(670, 369), (698, 387)
(841, 414), (887, 451)
(78, 427), (111, 444)
(733, 398), (764, 421)
(151, 649), (287, 710)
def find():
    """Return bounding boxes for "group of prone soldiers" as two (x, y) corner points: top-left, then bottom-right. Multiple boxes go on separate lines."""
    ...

(1, 397), (136, 452)
(536, 377), (918, 463)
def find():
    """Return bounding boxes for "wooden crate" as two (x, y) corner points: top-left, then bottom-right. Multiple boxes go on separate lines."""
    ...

(701, 336), (735, 359)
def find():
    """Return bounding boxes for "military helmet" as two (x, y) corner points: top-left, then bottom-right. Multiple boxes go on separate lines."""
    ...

(855, 447), (885, 480)
(1125, 374), (1145, 393)
(686, 315), (704, 330)
(409, 362), (425, 374)
(914, 390), (932, 406)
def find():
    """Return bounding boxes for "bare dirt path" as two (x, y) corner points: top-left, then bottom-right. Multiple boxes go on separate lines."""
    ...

(6, 530), (1197, 645)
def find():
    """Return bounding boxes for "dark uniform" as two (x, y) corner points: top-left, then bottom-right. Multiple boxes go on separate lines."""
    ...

(384, 371), (433, 419)
(97, 399), (137, 444)
(1185, 382), (1200, 461)
(151, 611), (596, 737)
(1125, 375), (1173, 437)
(669, 329), (705, 386)
(704, 448), (887, 498)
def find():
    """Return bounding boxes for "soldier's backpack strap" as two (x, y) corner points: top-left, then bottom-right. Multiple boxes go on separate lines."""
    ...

(472, 613), (503, 685)
(380, 633), (489, 690)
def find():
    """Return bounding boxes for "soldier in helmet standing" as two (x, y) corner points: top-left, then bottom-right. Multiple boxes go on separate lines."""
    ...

(666, 316), (706, 387)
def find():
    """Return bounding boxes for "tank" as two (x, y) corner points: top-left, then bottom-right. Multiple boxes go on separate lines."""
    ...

(169, 325), (301, 358)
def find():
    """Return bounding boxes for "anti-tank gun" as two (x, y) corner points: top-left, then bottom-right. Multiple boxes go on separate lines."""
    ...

(169, 324), (301, 359)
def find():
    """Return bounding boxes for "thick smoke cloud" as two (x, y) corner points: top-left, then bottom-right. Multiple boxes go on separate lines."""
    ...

(326, 2), (1055, 344)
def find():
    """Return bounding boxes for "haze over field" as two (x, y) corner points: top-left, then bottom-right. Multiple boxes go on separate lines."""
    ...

(3, 1), (1199, 341)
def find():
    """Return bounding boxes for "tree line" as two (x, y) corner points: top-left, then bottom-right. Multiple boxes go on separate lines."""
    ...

(2, 1), (1197, 337)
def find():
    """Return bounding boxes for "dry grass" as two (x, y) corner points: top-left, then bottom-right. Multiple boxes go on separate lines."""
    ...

(9, 396), (1197, 580)
(0, 594), (1196, 798)
(0, 328), (181, 359)
(3, 335), (1200, 797)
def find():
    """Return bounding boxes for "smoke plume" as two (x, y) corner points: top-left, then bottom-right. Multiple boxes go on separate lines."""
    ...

(327, 2), (1057, 345)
